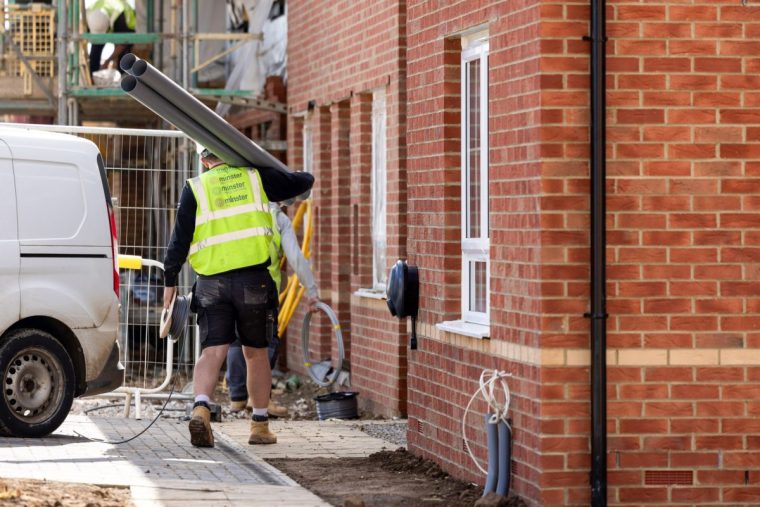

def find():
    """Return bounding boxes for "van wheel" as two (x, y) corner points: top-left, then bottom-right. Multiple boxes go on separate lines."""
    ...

(0, 329), (75, 438)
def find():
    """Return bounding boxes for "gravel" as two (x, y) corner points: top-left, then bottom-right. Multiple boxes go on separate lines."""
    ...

(358, 421), (408, 448)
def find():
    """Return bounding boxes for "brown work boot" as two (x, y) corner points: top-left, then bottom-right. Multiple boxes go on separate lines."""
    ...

(188, 404), (214, 447)
(229, 399), (247, 413)
(268, 400), (288, 418)
(249, 419), (277, 445)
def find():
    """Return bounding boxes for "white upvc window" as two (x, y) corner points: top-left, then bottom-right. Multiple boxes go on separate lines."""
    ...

(461, 35), (489, 325)
(303, 122), (312, 173)
(371, 88), (388, 291)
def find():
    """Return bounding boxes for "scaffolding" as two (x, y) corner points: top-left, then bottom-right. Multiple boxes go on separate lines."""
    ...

(0, 0), (286, 126)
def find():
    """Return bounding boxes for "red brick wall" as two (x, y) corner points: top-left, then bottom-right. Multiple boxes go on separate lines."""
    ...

(410, 0), (760, 505)
(538, 1), (760, 505)
(406, 0), (546, 502)
(291, 0), (760, 504)
(287, 0), (408, 415)
(602, 3), (760, 505)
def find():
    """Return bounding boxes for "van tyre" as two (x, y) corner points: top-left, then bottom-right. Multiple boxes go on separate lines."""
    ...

(0, 329), (75, 438)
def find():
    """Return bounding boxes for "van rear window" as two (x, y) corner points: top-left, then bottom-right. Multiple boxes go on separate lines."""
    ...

(96, 153), (113, 206)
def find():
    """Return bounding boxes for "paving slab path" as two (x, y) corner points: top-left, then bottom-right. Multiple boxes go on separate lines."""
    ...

(0, 415), (329, 506)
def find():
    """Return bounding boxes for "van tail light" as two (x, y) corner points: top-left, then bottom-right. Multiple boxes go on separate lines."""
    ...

(96, 153), (119, 298)
(108, 206), (120, 297)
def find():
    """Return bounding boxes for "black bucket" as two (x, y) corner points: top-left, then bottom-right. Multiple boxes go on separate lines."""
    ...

(314, 391), (359, 420)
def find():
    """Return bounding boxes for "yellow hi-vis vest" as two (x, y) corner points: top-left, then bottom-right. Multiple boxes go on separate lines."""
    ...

(187, 165), (281, 290)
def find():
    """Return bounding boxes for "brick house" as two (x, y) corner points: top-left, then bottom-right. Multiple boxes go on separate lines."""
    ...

(287, 0), (760, 505)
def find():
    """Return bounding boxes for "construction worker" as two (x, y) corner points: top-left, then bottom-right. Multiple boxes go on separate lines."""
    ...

(226, 194), (321, 417)
(86, 0), (136, 77)
(162, 148), (313, 448)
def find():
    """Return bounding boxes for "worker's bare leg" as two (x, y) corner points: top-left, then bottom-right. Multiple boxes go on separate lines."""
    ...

(189, 344), (229, 447)
(242, 345), (271, 410)
(194, 344), (230, 397)
(243, 345), (277, 444)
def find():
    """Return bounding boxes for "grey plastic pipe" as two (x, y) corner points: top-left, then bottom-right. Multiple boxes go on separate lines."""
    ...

(120, 52), (139, 74)
(301, 302), (344, 387)
(484, 414), (498, 496)
(496, 420), (511, 496)
(126, 55), (291, 173)
(120, 75), (249, 166)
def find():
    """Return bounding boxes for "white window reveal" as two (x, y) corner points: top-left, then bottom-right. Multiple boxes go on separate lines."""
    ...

(461, 34), (489, 326)
(371, 88), (388, 291)
(303, 121), (312, 174)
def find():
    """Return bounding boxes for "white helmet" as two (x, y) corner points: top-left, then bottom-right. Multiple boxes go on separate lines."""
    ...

(87, 9), (110, 34)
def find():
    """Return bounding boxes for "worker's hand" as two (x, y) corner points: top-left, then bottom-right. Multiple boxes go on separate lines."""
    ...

(163, 286), (177, 309)
(307, 297), (321, 313)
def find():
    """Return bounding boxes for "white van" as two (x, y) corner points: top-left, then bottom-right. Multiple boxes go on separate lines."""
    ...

(0, 127), (122, 438)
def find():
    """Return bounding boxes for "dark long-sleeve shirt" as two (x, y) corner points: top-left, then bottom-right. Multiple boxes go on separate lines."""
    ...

(163, 168), (314, 286)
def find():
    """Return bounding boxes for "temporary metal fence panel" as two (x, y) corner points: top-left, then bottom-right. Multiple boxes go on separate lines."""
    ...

(3, 123), (199, 417)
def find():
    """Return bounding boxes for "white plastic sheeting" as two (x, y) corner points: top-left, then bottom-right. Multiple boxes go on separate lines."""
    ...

(261, 3), (287, 83)
(217, 0), (287, 116)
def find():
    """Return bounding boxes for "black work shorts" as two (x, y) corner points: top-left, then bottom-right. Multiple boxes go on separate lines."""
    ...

(194, 268), (277, 349)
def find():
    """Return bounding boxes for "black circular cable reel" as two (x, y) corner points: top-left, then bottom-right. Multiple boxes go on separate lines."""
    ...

(386, 259), (419, 350)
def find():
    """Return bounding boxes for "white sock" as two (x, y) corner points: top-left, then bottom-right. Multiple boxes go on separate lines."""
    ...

(195, 394), (210, 405)
(252, 408), (268, 417)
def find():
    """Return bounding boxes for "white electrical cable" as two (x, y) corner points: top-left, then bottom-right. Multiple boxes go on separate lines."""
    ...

(462, 369), (512, 475)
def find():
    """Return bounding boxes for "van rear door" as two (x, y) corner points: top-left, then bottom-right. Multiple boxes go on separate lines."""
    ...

(0, 139), (20, 331)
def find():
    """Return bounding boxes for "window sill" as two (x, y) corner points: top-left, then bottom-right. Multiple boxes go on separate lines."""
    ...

(354, 288), (386, 300)
(436, 320), (490, 339)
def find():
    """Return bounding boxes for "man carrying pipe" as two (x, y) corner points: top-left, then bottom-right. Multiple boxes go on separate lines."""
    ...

(226, 192), (321, 417)
(162, 148), (313, 447)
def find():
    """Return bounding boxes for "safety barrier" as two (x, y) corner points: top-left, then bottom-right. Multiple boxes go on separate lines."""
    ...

(116, 255), (195, 418)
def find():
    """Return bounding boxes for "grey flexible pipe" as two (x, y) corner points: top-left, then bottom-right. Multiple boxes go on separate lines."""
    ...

(496, 420), (512, 496)
(121, 75), (249, 166)
(484, 413), (499, 496)
(301, 302), (344, 387)
(126, 55), (291, 174)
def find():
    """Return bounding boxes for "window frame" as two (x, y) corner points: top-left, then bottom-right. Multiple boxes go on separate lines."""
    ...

(371, 88), (388, 292)
(302, 121), (312, 174)
(460, 36), (490, 325)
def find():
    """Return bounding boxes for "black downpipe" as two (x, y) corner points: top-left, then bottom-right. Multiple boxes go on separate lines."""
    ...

(589, 0), (607, 505)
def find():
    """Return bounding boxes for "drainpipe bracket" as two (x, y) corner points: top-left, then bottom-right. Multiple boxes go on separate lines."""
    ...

(583, 312), (609, 320)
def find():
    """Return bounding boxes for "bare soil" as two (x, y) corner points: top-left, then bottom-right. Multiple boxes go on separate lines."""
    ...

(268, 448), (491, 507)
(0, 478), (132, 507)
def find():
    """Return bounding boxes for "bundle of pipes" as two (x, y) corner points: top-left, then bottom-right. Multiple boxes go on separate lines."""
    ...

(119, 53), (290, 174)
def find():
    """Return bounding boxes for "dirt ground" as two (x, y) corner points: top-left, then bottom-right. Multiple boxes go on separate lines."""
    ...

(0, 478), (132, 507)
(269, 448), (525, 507)
(0, 451), (523, 507)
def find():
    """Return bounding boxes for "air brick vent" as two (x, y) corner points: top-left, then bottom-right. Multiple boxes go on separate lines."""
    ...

(645, 470), (693, 486)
